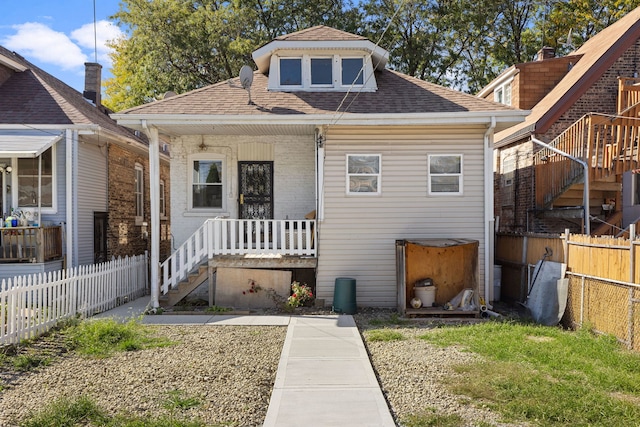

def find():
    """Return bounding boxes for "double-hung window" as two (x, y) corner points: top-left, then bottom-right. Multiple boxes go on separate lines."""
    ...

(191, 157), (224, 210)
(347, 154), (381, 195)
(428, 154), (463, 195)
(159, 179), (166, 217)
(135, 163), (144, 220)
(18, 147), (54, 209)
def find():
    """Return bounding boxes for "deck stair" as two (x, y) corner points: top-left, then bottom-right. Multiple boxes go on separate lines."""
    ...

(532, 78), (640, 235)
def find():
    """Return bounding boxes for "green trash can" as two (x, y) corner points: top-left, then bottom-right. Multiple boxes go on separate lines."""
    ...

(333, 277), (357, 314)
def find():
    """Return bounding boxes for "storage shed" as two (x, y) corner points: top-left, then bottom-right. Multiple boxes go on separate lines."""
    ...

(396, 239), (479, 315)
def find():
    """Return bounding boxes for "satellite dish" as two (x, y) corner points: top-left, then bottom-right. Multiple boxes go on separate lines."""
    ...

(163, 91), (177, 99)
(239, 65), (254, 105)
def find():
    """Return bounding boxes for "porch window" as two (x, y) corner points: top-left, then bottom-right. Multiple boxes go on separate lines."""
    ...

(428, 154), (463, 195)
(346, 154), (381, 194)
(311, 58), (332, 86)
(135, 163), (144, 220)
(191, 158), (223, 209)
(280, 58), (302, 86)
(159, 179), (166, 217)
(342, 58), (364, 86)
(17, 147), (54, 208)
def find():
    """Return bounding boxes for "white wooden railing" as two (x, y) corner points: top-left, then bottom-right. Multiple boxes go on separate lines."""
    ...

(0, 254), (148, 345)
(161, 218), (316, 294)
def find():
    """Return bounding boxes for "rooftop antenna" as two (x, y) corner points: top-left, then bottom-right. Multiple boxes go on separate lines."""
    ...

(93, 0), (98, 62)
(562, 28), (575, 51)
(239, 65), (254, 105)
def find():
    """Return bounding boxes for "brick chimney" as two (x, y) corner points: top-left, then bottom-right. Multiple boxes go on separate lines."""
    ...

(536, 46), (556, 61)
(83, 62), (102, 107)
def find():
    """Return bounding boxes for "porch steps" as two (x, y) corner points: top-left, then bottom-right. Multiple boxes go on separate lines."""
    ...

(159, 263), (209, 307)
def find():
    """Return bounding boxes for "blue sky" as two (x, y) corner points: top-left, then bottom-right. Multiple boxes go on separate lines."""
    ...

(0, 0), (124, 93)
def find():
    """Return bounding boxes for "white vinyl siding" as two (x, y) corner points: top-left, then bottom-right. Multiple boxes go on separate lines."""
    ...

(317, 126), (487, 308)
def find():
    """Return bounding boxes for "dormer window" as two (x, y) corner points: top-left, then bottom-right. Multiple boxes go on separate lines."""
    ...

(494, 80), (512, 106)
(280, 58), (302, 86)
(269, 53), (377, 92)
(311, 58), (333, 85)
(342, 58), (364, 85)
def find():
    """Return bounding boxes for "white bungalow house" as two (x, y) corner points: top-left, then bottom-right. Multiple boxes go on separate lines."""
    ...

(113, 26), (527, 311)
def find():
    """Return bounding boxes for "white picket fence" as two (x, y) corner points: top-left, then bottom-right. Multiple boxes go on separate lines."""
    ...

(0, 254), (148, 346)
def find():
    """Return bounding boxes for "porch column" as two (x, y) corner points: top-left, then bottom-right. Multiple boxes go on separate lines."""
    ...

(146, 124), (161, 308)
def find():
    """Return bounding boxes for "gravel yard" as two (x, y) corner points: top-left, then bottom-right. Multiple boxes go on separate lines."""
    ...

(0, 310), (525, 427)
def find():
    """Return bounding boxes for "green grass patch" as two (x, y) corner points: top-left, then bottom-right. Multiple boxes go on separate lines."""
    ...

(205, 306), (232, 313)
(162, 389), (202, 411)
(65, 318), (173, 358)
(18, 395), (208, 427)
(365, 329), (406, 342)
(400, 407), (464, 427)
(420, 321), (640, 426)
(12, 354), (50, 371)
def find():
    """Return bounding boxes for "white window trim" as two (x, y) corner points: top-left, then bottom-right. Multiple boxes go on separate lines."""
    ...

(134, 163), (144, 225)
(494, 78), (513, 106)
(346, 154), (382, 196)
(340, 56), (365, 88)
(188, 154), (226, 212)
(428, 154), (463, 196)
(14, 145), (58, 214)
(278, 57), (303, 88)
(309, 56), (334, 88)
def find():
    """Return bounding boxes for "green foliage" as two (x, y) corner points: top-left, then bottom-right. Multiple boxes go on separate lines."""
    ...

(205, 305), (232, 313)
(400, 407), (464, 427)
(19, 395), (208, 427)
(12, 354), (50, 371)
(162, 389), (202, 411)
(365, 329), (405, 342)
(420, 321), (640, 426)
(65, 318), (172, 358)
(20, 395), (108, 427)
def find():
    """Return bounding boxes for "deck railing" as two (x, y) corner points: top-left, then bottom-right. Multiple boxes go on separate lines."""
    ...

(0, 226), (63, 263)
(160, 218), (316, 294)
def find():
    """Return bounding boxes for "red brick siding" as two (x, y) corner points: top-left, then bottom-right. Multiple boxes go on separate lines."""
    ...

(107, 143), (170, 260)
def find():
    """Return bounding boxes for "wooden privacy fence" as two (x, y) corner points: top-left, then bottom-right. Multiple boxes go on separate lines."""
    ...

(496, 230), (640, 351)
(0, 254), (148, 346)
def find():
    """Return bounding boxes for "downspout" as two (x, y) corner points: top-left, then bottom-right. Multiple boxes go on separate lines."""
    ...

(484, 117), (496, 305)
(531, 136), (590, 235)
(142, 120), (161, 309)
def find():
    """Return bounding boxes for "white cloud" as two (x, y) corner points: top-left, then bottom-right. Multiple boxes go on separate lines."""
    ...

(2, 22), (87, 70)
(71, 20), (124, 66)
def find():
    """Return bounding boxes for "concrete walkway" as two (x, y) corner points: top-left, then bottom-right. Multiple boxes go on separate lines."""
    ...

(95, 297), (396, 427)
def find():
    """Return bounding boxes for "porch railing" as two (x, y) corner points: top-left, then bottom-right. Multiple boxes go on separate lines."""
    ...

(0, 226), (63, 263)
(160, 218), (316, 294)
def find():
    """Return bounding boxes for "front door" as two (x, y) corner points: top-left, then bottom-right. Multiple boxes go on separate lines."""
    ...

(238, 161), (273, 219)
(94, 212), (108, 263)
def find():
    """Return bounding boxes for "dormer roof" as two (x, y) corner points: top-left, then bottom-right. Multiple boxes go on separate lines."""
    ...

(252, 25), (388, 73)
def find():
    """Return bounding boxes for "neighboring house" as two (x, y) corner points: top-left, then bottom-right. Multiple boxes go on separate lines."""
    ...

(113, 26), (526, 309)
(480, 7), (640, 236)
(0, 46), (170, 282)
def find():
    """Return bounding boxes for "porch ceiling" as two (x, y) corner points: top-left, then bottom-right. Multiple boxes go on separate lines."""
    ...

(147, 123), (316, 137)
(0, 131), (63, 157)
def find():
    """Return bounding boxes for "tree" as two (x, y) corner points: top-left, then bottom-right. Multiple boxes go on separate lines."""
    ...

(104, 0), (359, 111)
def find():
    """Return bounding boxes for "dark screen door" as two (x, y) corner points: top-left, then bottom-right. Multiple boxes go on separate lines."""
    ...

(238, 161), (273, 219)
(94, 212), (108, 263)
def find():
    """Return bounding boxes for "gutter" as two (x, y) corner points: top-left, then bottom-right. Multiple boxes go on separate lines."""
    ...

(484, 117), (496, 305)
(531, 136), (590, 234)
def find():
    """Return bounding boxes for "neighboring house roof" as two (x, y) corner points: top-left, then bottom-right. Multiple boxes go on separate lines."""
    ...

(115, 26), (527, 135)
(0, 45), (147, 148)
(495, 6), (640, 146)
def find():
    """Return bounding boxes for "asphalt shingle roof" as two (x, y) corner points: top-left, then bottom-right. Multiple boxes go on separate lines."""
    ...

(0, 45), (144, 143)
(121, 68), (515, 117)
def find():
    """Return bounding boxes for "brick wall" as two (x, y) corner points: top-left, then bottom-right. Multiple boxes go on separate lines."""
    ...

(516, 56), (579, 110)
(498, 40), (640, 234)
(107, 143), (171, 260)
